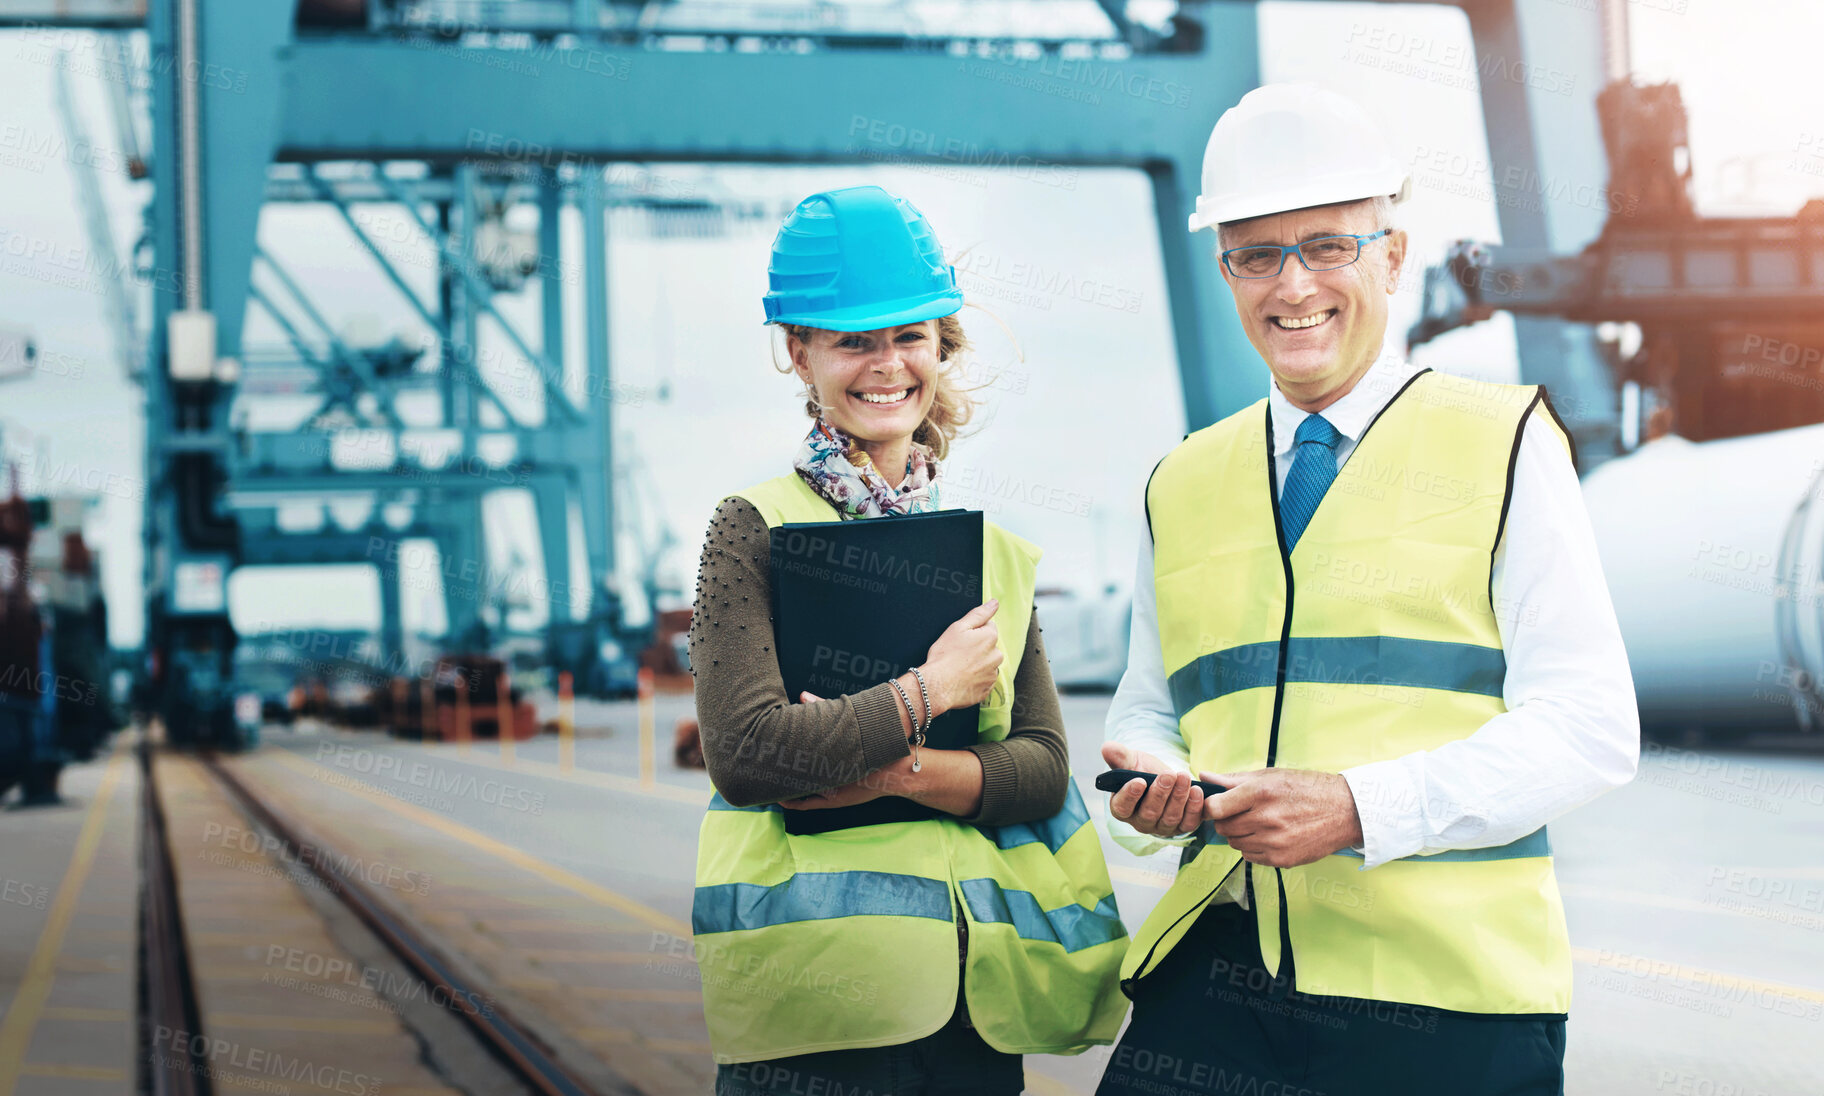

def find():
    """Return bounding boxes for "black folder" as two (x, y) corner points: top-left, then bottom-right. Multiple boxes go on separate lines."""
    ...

(769, 509), (985, 834)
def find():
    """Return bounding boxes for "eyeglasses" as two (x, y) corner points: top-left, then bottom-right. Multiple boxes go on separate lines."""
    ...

(1220, 229), (1392, 279)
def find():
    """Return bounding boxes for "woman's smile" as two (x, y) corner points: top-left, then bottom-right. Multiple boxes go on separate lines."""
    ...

(851, 384), (919, 408)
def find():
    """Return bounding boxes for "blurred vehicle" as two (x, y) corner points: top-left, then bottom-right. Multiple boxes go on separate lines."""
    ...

(428, 654), (540, 741)
(1033, 585), (1132, 693)
(228, 645), (299, 729)
(0, 474), (118, 804)
(547, 618), (642, 700)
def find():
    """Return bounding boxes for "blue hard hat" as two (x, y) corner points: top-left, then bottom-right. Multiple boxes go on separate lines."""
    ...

(762, 186), (963, 332)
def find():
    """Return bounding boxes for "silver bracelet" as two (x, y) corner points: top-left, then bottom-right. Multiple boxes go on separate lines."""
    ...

(887, 676), (925, 773)
(908, 665), (933, 734)
(886, 676), (919, 739)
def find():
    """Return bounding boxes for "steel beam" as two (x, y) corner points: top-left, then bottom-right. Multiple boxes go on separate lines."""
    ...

(305, 166), (528, 431)
(245, 282), (357, 420)
(1464, 0), (1620, 459)
(253, 247), (406, 428)
(268, 21), (1265, 427)
(536, 173), (576, 626)
(578, 168), (616, 590)
(371, 170), (583, 426)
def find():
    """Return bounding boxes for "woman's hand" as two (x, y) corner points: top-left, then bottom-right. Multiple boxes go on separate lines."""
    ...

(918, 599), (1003, 718)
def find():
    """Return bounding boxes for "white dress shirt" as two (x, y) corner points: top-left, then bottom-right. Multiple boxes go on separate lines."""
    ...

(1105, 354), (1639, 898)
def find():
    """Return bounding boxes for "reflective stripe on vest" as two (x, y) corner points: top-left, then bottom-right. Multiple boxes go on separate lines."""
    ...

(1124, 370), (1576, 1016)
(1189, 818), (1551, 861)
(1168, 635), (1508, 717)
(692, 474), (1127, 1063)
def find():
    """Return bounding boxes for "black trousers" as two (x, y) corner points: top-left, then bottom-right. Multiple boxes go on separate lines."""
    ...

(714, 995), (1023, 1096)
(1096, 900), (1565, 1096)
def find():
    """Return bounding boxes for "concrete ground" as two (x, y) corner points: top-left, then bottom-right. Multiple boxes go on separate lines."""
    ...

(5, 697), (1821, 1094)
(155, 746), (479, 1096)
(0, 737), (137, 1095)
(253, 693), (1824, 1094)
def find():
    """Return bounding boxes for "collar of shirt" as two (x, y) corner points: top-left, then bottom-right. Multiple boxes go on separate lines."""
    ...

(1267, 353), (1423, 461)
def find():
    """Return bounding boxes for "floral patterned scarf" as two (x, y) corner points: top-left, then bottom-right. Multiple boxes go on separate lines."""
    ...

(793, 416), (942, 518)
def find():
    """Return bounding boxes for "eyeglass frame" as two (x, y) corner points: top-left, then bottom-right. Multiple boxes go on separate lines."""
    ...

(1219, 228), (1393, 279)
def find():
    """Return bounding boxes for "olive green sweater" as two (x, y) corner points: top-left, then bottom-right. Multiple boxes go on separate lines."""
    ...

(687, 495), (1070, 826)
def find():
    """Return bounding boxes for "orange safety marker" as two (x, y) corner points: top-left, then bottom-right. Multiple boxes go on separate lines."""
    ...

(497, 668), (515, 767)
(558, 671), (575, 772)
(638, 666), (655, 787)
(455, 671), (471, 752)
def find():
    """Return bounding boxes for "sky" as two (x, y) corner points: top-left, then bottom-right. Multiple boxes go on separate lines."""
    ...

(0, 0), (1819, 649)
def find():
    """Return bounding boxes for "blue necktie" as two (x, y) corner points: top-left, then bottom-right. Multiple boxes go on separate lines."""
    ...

(1280, 414), (1341, 550)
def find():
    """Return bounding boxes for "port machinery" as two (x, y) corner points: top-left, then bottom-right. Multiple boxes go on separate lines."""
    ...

(0, 0), (1620, 744)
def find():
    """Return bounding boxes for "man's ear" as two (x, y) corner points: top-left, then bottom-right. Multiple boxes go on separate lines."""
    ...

(1214, 233), (1238, 293)
(1384, 229), (1409, 295)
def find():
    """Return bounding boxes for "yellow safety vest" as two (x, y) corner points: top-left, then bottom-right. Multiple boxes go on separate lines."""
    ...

(693, 474), (1128, 1063)
(1124, 370), (1575, 1016)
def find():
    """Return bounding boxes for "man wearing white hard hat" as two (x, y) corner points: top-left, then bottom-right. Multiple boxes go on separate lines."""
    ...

(1095, 83), (1638, 1093)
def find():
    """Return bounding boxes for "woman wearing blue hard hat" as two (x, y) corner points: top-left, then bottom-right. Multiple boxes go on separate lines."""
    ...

(687, 185), (1127, 1093)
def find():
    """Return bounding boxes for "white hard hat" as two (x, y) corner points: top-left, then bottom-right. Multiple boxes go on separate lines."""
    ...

(1189, 83), (1411, 233)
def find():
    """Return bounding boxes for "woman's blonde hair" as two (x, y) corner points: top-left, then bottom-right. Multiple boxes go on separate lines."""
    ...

(775, 313), (982, 462)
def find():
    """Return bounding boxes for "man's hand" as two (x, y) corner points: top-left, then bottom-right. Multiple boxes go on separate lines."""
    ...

(1201, 768), (1364, 868)
(1102, 742), (1205, 838)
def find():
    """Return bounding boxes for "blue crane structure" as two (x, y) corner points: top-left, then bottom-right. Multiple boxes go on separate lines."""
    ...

(4, 0), (1617, 745)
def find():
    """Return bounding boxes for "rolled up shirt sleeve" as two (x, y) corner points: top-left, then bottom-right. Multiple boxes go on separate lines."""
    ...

(1341, 415), (1641, 868)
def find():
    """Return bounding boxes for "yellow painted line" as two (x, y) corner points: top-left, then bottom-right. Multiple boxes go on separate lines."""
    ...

(318, 725), (710, 805)
(260, 749), (692, 938)
(1705, 865), (1824, 880)
(68, 929), (135, 942)
(17, 1063), (127, 1082)
(205, 1013), (400, 1035)
(40, 1007), (128, 1022)
(1557, 884), (1805, 922)
(420, 738), (709, 807)
(1572, 947), (1824, 1004)
(0, 752), (125, 1096)
(1024, 1070), (1080, 1096)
